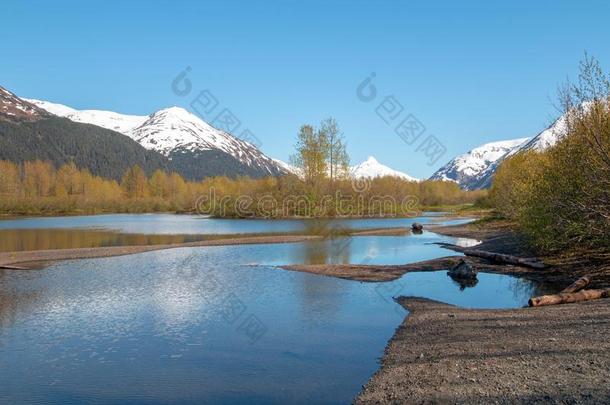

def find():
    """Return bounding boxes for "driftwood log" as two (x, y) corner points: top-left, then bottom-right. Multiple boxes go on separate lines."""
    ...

(560, 275), (591, 294)
(438, 245), (547, 269)
(0, 264), (29, 270)
(463, 249), (546, 269)
(528, 289), (610, 307)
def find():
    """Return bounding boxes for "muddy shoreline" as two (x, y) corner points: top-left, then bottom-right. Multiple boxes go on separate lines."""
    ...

(280, 221), (610, 289)
(354, 221), (610, 403)
(0, 234), (324, 269)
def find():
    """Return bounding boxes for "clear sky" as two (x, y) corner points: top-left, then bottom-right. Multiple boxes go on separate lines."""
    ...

(3, 0), (610, 178)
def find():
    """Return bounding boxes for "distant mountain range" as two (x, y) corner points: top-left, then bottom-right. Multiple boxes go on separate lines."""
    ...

(275, 155), (419, 182)
(351, 156), (418, 181)
(27, 98), (286, 180)
(430, 111), (569, 189)
(0, 86), (170, 179)
(2, 84), (570, 188)
(429, 138), (530, 190)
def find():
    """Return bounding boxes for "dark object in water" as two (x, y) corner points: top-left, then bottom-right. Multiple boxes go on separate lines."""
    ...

(447, 259), (478, 280)
(411, 223), (423, 233)
(451, 276), (479, 290)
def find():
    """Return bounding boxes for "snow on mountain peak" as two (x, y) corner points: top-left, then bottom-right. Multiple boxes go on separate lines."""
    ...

(351, 156), (418, 181)
(29, 98), (286, 176)
(429, 137), (530, 189)
(26, 98), (147, 134)
(1, 88), (50, 121)
(469, 110), (575, 189)
(272, 156), (418, 182)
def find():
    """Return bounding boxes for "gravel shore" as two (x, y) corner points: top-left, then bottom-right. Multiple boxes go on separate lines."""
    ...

(355, 221), (610, 404)
(356, 297), (610, 404)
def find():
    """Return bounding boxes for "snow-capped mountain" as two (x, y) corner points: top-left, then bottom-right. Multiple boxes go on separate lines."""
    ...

(27, 99), (147, 133)
(1, 86), (170, 179)
(274, 156), (418, 182)
(272, 158), (296, 174)
(28, 99), (286, 179)
(351, 156), (418, 181)
(511, 113), (569, 154)
(128, 107), (282, 174)
(1, 87), (50, 121)
(471, 112), (572, 189)
(429, 138), (529, 190)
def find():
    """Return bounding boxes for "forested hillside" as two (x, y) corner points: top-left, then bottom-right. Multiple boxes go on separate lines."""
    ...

(0, 117), (171, 180)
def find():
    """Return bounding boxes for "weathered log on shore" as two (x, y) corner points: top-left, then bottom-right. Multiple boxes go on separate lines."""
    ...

(561, 275), (591, 294)
(528, 289), (610, 307)
(465, 250), (546, 269)
(440, 245), (547, 269)
(0, 264), (30, 270)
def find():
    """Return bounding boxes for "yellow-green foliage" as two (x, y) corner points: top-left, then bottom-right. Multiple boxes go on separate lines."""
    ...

(0, 160), (483, 217)
(491, 99), (610, 253)
(197, 174), (484, 218)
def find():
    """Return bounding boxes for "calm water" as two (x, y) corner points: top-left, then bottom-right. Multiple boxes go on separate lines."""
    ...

(0, 215), (549, 404)
(0, 213), (471, 234)
(0, 213), (474, 252)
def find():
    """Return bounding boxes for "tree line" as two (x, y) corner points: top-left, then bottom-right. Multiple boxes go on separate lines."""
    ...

(0, 118), (486, 217)
(0, 159), (483, 217)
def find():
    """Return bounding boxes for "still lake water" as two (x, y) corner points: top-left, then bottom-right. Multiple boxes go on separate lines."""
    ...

(0, 214), (548, 404)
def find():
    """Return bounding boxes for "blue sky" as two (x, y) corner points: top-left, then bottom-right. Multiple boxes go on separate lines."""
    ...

(3, 0), (610, 178)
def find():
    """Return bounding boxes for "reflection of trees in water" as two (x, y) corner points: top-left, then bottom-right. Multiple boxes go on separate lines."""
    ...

(0, 229), (210, 252)
(508, 277), (559, 303)
(290, 222), (352, 324)
(300, 219), (351, 237)
(294, 237), (352, 265)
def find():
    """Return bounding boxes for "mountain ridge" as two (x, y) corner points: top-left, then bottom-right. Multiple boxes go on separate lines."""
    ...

(429, 138), (529, 190)
(273, 156), (419, 181)
(28, 98), (286, 179)
(0, 85), (171, 180)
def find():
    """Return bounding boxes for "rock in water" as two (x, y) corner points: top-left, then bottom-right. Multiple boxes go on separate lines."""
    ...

(447, 259), (478, 280)
(411, 223), (423, 232)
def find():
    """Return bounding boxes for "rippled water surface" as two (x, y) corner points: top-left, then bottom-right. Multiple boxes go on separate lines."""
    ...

(0, 214), (547, 404)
